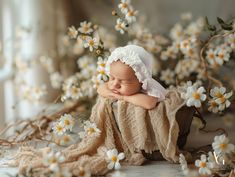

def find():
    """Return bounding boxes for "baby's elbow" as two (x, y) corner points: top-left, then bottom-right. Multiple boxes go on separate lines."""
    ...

(144, 100), (158, 110)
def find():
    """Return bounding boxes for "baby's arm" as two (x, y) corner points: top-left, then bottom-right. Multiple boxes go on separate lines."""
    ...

(122, 93), (158, 110)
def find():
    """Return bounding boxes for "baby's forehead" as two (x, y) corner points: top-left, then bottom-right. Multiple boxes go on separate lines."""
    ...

(110, 60), (137, 80)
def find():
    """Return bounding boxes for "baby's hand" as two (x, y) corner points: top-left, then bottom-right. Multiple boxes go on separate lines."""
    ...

(112, 93), (124, 100)
(97, 83), (121, 100)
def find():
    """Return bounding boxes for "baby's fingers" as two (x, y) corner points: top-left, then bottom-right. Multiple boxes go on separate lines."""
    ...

(112, 93), (123, 100)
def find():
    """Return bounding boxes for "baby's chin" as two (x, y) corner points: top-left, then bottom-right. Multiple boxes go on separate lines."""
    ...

(118, 91), (139, 96)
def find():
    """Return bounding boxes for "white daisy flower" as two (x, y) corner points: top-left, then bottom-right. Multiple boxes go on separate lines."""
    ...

(115, 18), (127, 34)
(215, 91), (233, 111)
(125, 7), (138, 23)
(179, 81), (194, 99)
(185, 86), (206, 108)
(23, 85), (47, 102)
(180, 38), (199, 59)
(160, 69), (175, 85)
(106, 149), (125, 170)
(180, 39), (190, 53)
(208, 99), (219, 113)
(195, 154), (213, 175)
(210, 87), (226, 99)
(39, 56), (55, 73)
(83, 36), (99, 52)
(58, 134), (74, 146)
(212, 134), (235, 155)
(210, 87), (233, 111)
(79, 121), (101, 139)
(50, 72), (63, 89)
(97, 56), (107, 69)
(77, 55), (94, 69)
(207, 151), (218, 169)
(59, 114), (75, 131)
(179, 153), (189, 175)
(215, 48), (230, 65)
(118, 0), (130, 14)
(52, 122), (66, 136)
(68, 26), (78, 39)
(78, 21), (93, 34)
(80, 64), (96, 79)
(206, 49), (217, 66)
(170, 23), (184, 41)
(92, 75), (104, 89)
(97, 67), (108, 82)
(43, 151), (65, 172)
(165, 46), (178, 59)
(175, 59), (200, 79)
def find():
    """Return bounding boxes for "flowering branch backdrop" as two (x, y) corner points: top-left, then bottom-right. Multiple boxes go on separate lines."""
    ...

(0, 0), (235, 176)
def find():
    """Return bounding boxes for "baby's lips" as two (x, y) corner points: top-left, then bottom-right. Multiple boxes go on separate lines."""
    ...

(111, 89), (120, 94)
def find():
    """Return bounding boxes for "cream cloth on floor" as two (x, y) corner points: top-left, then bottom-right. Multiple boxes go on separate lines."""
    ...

(8, 88), (186, 176)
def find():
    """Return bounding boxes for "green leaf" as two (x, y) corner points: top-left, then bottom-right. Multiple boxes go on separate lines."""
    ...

(217, 17), (233, 31)
(217, 17), (225, 24)
(205, 16), (216, 31)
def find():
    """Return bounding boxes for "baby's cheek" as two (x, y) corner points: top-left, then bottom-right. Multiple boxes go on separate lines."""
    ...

(120, 86), (138, 95)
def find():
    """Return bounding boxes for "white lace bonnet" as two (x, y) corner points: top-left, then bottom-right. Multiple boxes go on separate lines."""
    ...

(106, 44), (167, 101)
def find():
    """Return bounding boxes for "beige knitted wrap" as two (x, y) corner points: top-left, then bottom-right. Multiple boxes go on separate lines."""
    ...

(11, 88), (185, 176)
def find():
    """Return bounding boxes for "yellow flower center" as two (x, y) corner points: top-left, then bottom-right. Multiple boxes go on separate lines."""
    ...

(219, 96), (226, 103)
(83, 26), (89, 32)
(199, 162), (206, 168)
(99, 63), (105, 67)
(218, 53), (224, 59)
(49, 157), (57, 164)
(193, 92), (200, 100)
(183, 42), (188, 48)
(88, 40), (94, 46)
(188, 49), (194, 56)
(209, 53), (215, 59)
(116, 24), (122, 29)
(220, 143), (227, 150)
(87, 127), (95, 134)
(211, 101), (217, 107)
(55, 173), (63, 177)
(81, 35), (87, 40)
(72, 88), (79, 95)
(64, 119), (70, 125)
(112, 156), (117, 162)
(79, 169), (85, 176)
(99, 70), (105, 75)
(215, 92), (223, 98)
(121, 3), (128, 8)
(128, 11), (134, 17)
(57, 126), (63, 132)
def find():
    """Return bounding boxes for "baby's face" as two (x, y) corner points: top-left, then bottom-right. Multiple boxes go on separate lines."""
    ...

(108, 60), (142, 96)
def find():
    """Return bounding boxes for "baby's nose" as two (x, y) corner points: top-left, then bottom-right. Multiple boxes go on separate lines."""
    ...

(111, 80), (121, 89)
